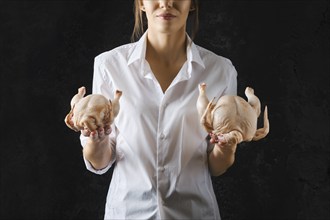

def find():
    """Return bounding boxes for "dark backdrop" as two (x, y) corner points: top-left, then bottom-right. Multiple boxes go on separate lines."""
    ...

(1, 1), (329, 220)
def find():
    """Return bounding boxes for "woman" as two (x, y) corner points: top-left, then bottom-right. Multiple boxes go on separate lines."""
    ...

(80, 0), (238, 219)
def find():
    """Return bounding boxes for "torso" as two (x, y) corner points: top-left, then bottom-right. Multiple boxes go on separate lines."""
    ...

(147, 59), (186, 92)
(91, 36), (237, 219)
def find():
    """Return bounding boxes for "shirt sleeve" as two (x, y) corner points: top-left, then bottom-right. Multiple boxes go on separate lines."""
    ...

(92, 56), (115, 99)
(224, 63), (238, 96)
(79, 55), (118, 175)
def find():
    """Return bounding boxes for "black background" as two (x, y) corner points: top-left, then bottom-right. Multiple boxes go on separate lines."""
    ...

(1, 0), (329, 219)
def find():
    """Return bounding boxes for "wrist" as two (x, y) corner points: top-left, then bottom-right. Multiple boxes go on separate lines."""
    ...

(212, 142), (236, 155)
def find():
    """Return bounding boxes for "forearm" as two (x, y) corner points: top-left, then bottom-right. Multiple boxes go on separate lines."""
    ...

(83, 137), (113, 170)
(208, 143), (236, 176)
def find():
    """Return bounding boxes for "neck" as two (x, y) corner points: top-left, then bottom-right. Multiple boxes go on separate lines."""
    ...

(146, 29), (187, 64)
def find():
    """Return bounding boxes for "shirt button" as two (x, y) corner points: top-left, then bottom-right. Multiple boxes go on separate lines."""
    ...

(163, 102), (168, 108)
(160, 133), (165, 140)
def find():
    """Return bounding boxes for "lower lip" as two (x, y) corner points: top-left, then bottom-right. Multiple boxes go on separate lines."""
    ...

(158, 16), (175, 21)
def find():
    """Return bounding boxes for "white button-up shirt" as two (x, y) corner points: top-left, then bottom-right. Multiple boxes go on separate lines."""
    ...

(80, 31), (237, 220)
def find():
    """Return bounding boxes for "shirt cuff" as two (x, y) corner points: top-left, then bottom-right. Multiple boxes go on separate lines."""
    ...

(82, 156), (113, 175)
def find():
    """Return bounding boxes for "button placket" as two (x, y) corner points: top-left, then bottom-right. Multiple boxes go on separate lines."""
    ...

(157, 95), (170, 201)
(163, 102), (168, 108)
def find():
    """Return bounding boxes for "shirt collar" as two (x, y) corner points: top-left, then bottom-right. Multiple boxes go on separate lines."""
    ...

(128, 30), (205, 70)
(186, 34), (205, 71)
(127, 31), (148, 66)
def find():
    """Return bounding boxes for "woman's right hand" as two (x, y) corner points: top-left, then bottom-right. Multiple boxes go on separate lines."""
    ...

(81, 125), (112, 143)
(82, 125), (113, 170)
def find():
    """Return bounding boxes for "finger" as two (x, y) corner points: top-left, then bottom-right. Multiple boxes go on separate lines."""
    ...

(217, 135), (228, 146)
(104, 125), (112, 135)
(81, 128), (91, 137)
(98, 128), (105, 139)
(90, 130), (98, 141)
(210, 136), (217, 144)
(209, 133), (217, 143)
